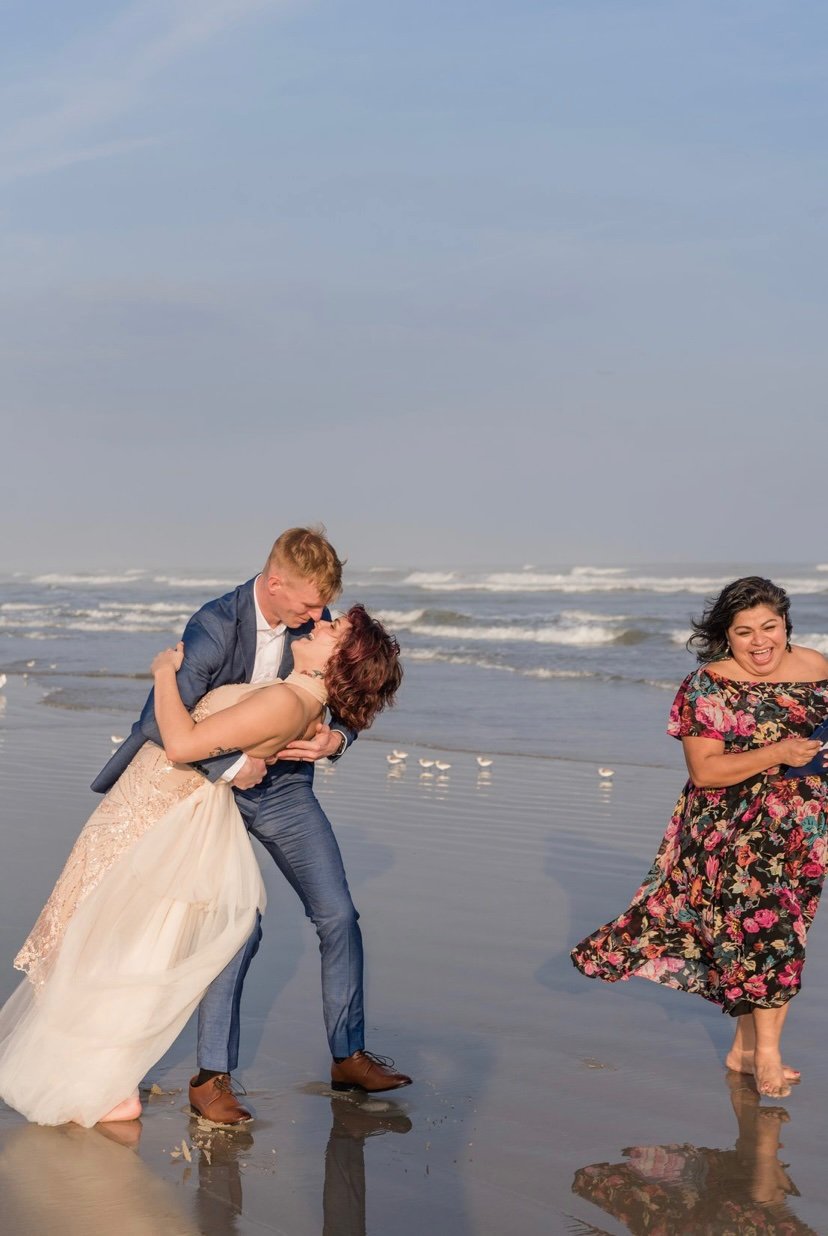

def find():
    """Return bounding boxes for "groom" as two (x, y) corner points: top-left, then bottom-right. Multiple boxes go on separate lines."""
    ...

(92, 527), (411, 1124)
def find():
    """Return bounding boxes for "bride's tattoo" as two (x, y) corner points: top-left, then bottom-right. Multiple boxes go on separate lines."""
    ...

(209, 746), (234, 757)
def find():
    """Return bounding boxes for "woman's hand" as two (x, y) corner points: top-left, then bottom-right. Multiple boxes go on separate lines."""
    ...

(775, 735), (823, 769)
(151, 641), (185, 677)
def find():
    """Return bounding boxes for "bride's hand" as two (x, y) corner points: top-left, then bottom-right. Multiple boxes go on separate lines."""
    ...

(151, 641), (185, 676)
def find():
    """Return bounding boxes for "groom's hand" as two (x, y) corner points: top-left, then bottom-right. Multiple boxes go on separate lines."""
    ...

(229, 756), (268, 788)
(272, 722), (343, 763)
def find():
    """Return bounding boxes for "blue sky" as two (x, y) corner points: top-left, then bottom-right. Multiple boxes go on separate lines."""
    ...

(3, 1), (827, 569)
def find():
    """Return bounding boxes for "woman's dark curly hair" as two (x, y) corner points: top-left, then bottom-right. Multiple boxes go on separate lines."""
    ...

(325, 605), (402, 731)
(687, 576), (792, 664)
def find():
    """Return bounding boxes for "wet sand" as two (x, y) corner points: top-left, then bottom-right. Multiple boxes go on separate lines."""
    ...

(2, 676), (828, 1235)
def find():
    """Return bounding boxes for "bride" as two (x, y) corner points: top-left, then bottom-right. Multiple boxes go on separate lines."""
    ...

(0, 606), (401, 1128)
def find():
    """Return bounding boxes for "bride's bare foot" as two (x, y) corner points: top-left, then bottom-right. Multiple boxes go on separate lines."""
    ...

(725, 1048), (800, 1083)
(753, 1048), (793, 1099)
(99, 1092), (143, 1123)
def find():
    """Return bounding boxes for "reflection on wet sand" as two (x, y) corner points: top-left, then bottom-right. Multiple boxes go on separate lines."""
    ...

(572, 1072), (817, 1235)
(0, 1093), (413, 1236)
(191, 1121), (253, 1236)
(323, 1097), (413, 1236)
(0, 1121), (199, 1236)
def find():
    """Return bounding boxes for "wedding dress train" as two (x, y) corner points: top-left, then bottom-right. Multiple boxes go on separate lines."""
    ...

(0, 685), (266, 1127)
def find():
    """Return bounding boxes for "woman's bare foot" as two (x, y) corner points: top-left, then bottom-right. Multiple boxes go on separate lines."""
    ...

(99, 1092), (143, 1122)
(753, 1048), (793, 1099)
(725, 1048), (800, 1083)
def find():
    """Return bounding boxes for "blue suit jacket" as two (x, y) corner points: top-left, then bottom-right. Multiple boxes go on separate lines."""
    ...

(91, 577), (356, 794)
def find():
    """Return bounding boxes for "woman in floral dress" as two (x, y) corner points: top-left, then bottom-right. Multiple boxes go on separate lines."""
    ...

(572, 577), (828, 1099)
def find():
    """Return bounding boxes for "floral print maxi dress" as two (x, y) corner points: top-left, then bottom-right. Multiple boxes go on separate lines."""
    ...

(571, 667), (828, 1016)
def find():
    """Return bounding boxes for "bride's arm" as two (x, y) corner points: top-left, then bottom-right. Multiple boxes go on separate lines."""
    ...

(151, 645), (306, 763)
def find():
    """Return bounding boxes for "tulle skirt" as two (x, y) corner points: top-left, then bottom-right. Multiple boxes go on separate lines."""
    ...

(0, 781), (265, 1127)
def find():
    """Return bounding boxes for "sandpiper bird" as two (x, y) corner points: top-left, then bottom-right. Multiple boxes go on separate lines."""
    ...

(476, 756), (493, 769)
(0, 674), (6, 690)
(392, 749), (408, 760)
(386, 754), (405, 765)
(597, 767), (614, 778)
(418, 758), (435, 768)
(435, 760), (451, 771)
(111, 735), (125, 744)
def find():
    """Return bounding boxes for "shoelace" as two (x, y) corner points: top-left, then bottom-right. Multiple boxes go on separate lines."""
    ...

(213, 1074), (249, 1098)
(360, 1050), (396, 1070)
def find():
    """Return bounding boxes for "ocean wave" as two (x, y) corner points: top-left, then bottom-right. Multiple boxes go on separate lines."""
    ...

(800, 632), (828, 654)
(409, 621), (625, 645)
(0, 607), (189, 634)
(401, 571), (457, 586)
(153, 576), (236, 589)
(570, 566), (628, 576)
(32, 573), (147, 586)
(108, 600), (189, 613)
(379, 607), (488, 628)
(58, 621), (184, 634)
(375, 608), (427, 626)
(560, 609), (632, 623)
(405, 571), (828, 595)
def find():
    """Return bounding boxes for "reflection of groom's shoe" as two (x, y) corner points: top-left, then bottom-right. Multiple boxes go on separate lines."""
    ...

(189, 1073), (253, 1125)
(330, 1097), (413, 1139)
(193, 1127), (254, 1235)
(331, 1050), (412, 1093)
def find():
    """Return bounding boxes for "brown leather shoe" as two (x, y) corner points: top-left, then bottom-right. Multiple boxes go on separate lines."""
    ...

(188, 1074), (253, 1126)
(331, 1050), (412, 1093)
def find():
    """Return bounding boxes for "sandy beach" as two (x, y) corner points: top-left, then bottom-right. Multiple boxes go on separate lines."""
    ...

(2, 674), (828, 1234)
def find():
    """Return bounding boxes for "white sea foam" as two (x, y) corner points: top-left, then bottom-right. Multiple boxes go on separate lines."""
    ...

(108, 601), (191, 614)
(153, 576), (236, 589)
(560, 609), (631, 623)
(404, 570), (828, 595)
(32, 573), (146, 586)
(570, 566), (628, 576)
(671, 629), (692, 645)
(61, 620), (184, 634)
(800, 632), (828, 655)
(375, 609), (426, 626)
(401, 571), (457, 586)
(411, 622), (621, 645)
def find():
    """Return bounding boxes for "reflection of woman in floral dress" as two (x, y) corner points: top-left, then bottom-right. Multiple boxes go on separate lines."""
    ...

(572, 578), (828, 1099)
(572, 1072), (817, 1235)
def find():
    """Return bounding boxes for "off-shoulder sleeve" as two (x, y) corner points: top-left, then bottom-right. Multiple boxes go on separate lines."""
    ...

(667, 669), (734, 741)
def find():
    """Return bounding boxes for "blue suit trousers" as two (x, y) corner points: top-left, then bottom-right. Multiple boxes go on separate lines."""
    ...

(196, 772), (365, 1071)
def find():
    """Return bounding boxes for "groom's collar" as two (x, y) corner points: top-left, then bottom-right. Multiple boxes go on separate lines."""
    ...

(253, 574), (286, 636)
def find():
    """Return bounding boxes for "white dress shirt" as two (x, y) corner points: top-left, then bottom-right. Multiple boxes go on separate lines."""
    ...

(220, 578), (286, 782)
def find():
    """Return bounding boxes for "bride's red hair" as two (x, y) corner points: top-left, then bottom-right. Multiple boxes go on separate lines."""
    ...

(325, 605), (402, 731)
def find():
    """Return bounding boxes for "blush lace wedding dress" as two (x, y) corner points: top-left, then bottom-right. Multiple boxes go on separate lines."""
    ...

(0, 683), (271, 1127)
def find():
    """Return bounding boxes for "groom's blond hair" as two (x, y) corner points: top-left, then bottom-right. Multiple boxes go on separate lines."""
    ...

(264, 526), (344, 601)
